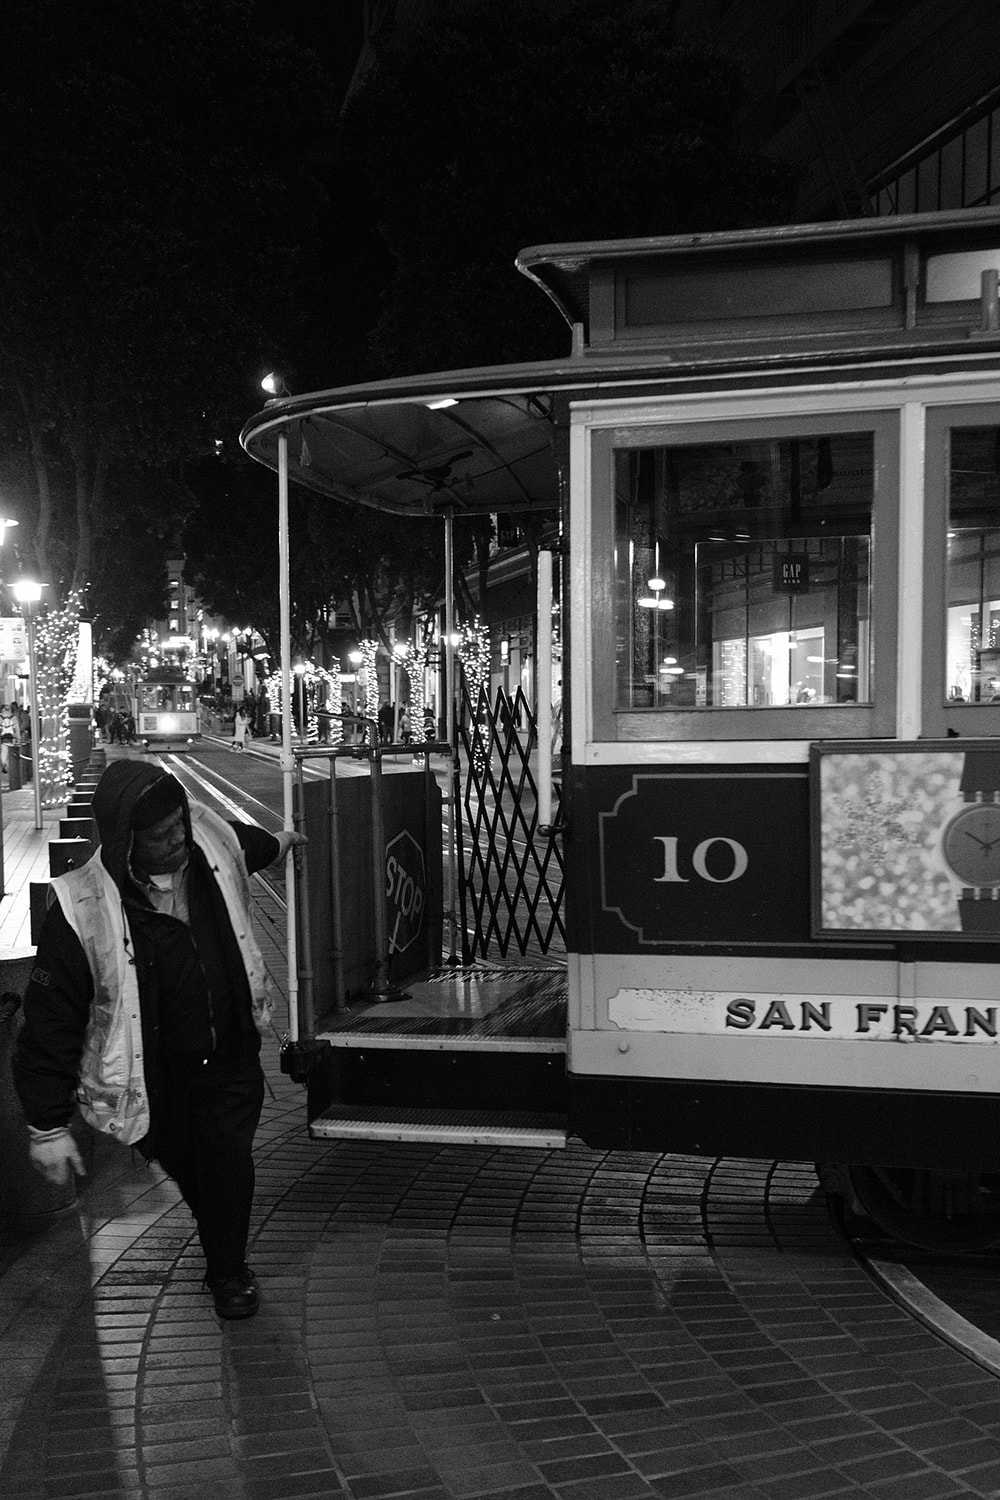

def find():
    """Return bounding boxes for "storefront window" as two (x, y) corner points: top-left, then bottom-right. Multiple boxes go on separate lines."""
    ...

(613, 433), (873, 710)
(945, 425), (1000, 703)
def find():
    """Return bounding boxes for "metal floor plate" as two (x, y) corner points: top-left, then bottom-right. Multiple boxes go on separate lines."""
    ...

(310, 1103), (568, 1148)
(316, 966), (568, 1051)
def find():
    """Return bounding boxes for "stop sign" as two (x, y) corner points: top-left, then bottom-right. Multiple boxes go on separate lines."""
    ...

(384, 830), (426, 954)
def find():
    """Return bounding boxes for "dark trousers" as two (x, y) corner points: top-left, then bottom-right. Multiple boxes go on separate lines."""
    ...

(154, 1048), (265, 1281)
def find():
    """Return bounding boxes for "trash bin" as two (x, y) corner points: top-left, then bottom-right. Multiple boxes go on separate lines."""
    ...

(7, 746), (21, 790)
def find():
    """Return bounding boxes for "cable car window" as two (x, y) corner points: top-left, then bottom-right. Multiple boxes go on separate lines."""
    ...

(945, 423), (1000, 704)
(613, 432), (873, 711)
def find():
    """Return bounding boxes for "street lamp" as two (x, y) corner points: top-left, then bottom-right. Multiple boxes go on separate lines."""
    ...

(13, 579), (42, 831)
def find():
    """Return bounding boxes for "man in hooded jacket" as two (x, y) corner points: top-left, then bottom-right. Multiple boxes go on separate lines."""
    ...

(13, 759), (305, 1319)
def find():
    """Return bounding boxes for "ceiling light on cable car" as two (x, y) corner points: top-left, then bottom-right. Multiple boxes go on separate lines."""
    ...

(426, 397), (458, 410)
(648, 576), (666, 590)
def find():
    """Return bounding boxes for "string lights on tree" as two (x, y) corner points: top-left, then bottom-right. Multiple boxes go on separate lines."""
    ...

(404, 628), (432, 738)
(311, 664), (342, 744)
(457, 616), (490, 776)
(33, 587), (83, 805)
(360, 638), (379, 724)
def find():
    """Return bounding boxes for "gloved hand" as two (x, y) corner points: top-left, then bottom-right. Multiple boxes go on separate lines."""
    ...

(27, 1126), (86, 1185)
(272, 829), (308, 864)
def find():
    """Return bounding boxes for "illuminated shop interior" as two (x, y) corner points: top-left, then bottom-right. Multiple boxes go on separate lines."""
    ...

(614, 432), (873, 710)
(945, 425), (1000, 704)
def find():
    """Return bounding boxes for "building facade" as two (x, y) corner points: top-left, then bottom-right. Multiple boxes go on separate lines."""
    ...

(673, 0), (1000, 220)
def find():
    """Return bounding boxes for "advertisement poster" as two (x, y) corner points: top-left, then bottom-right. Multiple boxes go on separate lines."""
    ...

(813, 743), (1000, 937)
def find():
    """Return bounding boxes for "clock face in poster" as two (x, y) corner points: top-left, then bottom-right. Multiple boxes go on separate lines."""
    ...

(942, 804), (1000, 887)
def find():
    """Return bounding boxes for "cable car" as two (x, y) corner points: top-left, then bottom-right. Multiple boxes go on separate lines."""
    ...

(243, 208), (1000, 1248)
(134, 668), (200, 748)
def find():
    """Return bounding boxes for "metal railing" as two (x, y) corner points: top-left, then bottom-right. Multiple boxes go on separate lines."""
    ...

(290, 713), (455, 1029)
(456, 684), (565, 960)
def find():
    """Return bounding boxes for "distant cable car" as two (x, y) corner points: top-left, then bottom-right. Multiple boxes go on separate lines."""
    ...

(134, 668), (200, 748)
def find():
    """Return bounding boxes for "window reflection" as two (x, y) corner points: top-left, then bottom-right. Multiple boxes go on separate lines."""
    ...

(945, 425), (1000, 703)
(614, 433), (873, 710)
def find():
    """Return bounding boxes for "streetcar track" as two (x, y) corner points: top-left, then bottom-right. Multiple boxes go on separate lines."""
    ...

(162, 749), (282, 826)
(854, 1244), (1000, 1379)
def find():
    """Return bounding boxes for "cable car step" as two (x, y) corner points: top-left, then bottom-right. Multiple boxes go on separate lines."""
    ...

(309, 1105), (567, 1148)
(315, 1029), (565, 1054)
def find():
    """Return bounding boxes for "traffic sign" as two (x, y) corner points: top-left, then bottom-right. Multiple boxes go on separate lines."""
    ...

(385, 829), (425, 954)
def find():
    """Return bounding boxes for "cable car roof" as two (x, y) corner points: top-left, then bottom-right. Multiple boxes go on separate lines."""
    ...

(240, 363), (571, 519)
(240, 209), (1000, 519)
(515, 206), (1000, 334)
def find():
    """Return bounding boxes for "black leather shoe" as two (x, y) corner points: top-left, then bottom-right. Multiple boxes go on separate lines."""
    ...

(205, 1267), (259, 1319)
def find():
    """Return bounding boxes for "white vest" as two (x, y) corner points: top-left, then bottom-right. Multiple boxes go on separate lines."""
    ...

(51, 806), (274, 1145)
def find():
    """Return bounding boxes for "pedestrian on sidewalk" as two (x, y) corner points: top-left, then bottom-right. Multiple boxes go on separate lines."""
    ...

(231, 705), (249, 752)
(12, 761), (306, 1320)
(0, 702), (15, 773)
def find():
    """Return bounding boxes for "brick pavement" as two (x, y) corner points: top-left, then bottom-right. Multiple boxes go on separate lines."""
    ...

(4, 805), (1000, 1495)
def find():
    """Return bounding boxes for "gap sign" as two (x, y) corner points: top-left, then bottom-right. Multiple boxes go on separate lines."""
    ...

(385, 830), (426, 954)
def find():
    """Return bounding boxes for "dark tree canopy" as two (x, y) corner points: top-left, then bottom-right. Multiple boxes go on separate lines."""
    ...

(182, 456), (283, 666)
(343, 0), (797, 376)
(0, 0), (801, 666)
(0, 0), (341, 636)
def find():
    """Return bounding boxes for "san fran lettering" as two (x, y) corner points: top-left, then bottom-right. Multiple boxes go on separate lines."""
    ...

(725, 999), (998, 1037)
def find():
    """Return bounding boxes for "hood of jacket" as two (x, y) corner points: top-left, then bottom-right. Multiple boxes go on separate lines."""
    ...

(92, 760), (192, 894)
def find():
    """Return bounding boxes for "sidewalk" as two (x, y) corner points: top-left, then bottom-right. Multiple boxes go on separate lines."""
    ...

(6, 961), (1000, 1499)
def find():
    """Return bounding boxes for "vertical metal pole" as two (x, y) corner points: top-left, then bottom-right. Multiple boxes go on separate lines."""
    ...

(537, 549), (553, 833)
(278, 429), (299, 1041)
(369, 745), (391, 996)
(443, 510), (458, 963)
(444, 510), (455, 747)
(294, 754), (314, 1035)
(328, 758), (345, 1011)
(27, 611), (42, 832)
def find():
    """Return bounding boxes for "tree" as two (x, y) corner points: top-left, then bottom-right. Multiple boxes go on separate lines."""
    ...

(0, 0), (341, 797)
(0, 0), (338, 599)
(182, 456), (283, 670)
(302, 501), (455, 651)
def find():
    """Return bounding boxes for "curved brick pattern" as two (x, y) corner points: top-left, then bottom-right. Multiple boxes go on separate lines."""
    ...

(4, 888), (1000, 1497)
